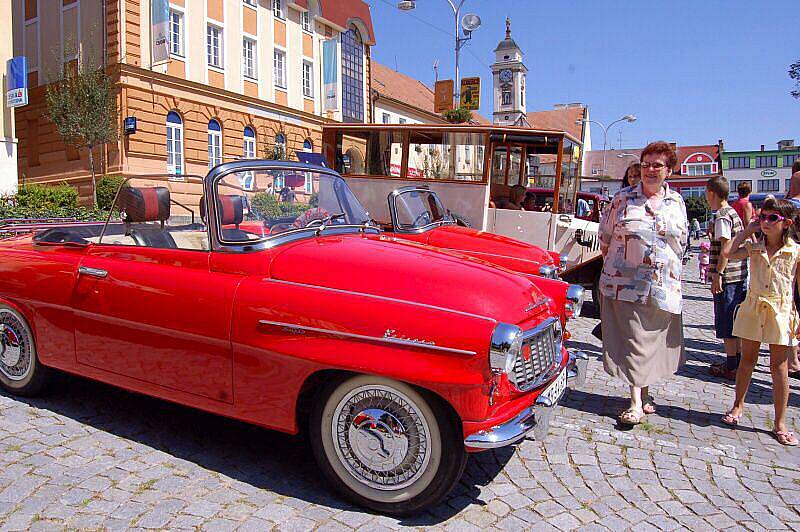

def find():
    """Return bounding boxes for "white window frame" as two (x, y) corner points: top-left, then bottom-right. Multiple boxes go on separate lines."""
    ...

(208, 122), (223, 168)
(169, 8), (184, 57)
(273, 0), (285, 20)
(274, 48), (287, 89)
(302, 10), (313, 33)
(166, 114), (184, 176)
(242, 37), (257, 80)
(207, 24), (223, 69)
(302, 60), (313, 98)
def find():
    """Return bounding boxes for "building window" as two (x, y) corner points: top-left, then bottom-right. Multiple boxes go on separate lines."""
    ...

(728, 156), (750, 169)
(242, 126), (257, 190)
(679, 186), (706, 199)
(242, 38), (257, 79)
(382, 113), (390, 124)
(341, 27), (364, 123)
(169, 10), (184, 57)
(273, 49), (286, 89)
(685, 163), (714, 176)
(273, 0), (284, 19)
(208, 119), (222, 168)
(784, 154), (798, 167)
(243, 0), (256, 6)
(274, 133), (286, 160)
(398, 118), (407, 124)
(755, 155), (778, 168)
(729, 180), (751, 193)
(302, 60), (313, 98)
(302, 11), (313, 33)
(303, 139), (313, 151)
(786, 179), (791, 192)
(758, 179), (779, 193)
(502, 90), (512, 106)
(207, 25), (223, 68)
(166, 111), (184, 175)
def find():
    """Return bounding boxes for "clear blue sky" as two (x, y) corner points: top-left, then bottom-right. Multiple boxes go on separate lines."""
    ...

(366, 0), (800, 151)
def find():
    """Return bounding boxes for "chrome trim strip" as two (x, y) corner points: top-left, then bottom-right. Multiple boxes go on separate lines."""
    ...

(266, 278), (497, 323)
(463, 406), (537, 449)
(257, 319), (477, 356)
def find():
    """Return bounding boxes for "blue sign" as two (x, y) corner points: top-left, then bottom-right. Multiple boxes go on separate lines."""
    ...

(124, 116), (137, 135)
(295, 152), (328, 167)
(6, 57), (28, 108)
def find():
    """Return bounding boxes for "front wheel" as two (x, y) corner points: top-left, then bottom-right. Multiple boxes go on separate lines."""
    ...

(310, 375), (466, 515)
(0, 305), (50, 397)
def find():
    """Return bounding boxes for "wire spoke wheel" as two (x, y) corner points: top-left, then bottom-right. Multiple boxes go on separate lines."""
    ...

(0, 309), (32, 382)
(332, 385), (431, 490)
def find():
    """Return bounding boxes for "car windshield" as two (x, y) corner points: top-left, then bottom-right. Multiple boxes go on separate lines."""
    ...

(215, 168), (371, 244)
(394, 189), (452, 230)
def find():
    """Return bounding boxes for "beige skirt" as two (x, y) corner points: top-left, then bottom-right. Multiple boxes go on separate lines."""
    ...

(601, 296), (686, 387)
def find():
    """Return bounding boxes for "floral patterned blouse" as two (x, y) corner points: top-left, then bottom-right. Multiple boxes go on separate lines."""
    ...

(598, 183), (688, 315)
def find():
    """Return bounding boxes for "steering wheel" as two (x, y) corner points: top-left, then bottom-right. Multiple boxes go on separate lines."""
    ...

(292, 207), (332, 229)
(412, 211), (432, 227)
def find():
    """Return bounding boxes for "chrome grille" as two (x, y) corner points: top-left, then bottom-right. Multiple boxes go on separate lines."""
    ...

(509, 317), (560, 391)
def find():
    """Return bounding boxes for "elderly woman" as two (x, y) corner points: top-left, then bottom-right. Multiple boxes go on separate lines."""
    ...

(599, 141), (688, 425)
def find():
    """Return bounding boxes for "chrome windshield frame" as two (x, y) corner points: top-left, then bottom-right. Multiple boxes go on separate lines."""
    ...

(387, 185), (456, 235)
(205, 160), (377, 253)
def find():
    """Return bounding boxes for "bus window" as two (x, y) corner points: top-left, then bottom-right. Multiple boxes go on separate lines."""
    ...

(556, 139), (579, 214)
(337, 130), (403, 177)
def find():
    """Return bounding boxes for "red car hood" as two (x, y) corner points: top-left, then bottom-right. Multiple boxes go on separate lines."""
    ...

(268, 234), (547, 324)
(419, 225), (553, 275)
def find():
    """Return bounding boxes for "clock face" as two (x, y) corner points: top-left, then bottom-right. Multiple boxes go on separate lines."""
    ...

(499, 69), (513, 83)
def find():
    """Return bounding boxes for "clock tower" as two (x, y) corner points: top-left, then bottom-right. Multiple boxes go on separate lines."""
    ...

(491, 18), (527, 126)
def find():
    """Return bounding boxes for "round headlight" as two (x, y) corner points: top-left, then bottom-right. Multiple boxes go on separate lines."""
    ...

(538, 264), (557, 279)
(566, 284), (585, 318)
(489, 322), (522, 374)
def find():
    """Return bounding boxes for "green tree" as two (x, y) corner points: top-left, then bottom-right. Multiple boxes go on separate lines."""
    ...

(684, 195), (710, 225)
(45, 62), (120, 206)
(791, 59), (800, 99)
(441, 107), (473, 124)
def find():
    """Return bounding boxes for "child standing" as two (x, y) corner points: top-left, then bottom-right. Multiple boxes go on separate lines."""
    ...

(721, 198), (799, 446)
(698, 241), (711, 283)
(706, 176), (748, 380)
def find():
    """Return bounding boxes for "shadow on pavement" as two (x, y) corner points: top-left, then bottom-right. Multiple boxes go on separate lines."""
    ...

(1, 373), (513, 524)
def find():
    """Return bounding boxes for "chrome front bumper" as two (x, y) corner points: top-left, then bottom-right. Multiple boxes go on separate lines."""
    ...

(464, 350), (589, 450)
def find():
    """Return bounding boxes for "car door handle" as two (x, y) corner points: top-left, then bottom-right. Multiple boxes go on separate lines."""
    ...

(559, 214), (572, 223)
(78, 266), (108, 279)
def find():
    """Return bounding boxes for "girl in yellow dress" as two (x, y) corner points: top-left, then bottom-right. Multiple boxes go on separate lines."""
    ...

(721, 198), (799, 446)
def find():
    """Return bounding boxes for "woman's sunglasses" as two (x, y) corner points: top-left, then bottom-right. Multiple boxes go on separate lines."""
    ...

(758, 213), (786, 223)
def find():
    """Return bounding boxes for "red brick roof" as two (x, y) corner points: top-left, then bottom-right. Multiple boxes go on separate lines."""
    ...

(372, 63), (436, 114)
(526, 106), (586, 141)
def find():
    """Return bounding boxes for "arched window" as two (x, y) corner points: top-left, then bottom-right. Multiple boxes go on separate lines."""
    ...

(303, 139), (313, 151)
(208, 119), (222, 168)
(341, 27), (364, 123)
(166, 111), (184, 175)
(243, 127), (256, 159)
(274, 133), (286, 160)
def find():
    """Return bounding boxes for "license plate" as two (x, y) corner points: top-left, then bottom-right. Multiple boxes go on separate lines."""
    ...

(540, 367), (567, 406)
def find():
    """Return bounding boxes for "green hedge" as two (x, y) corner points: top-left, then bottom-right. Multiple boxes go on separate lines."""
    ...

(250, 192), (308, 220)
(96, 174), (126, 212)
(1, 183), (107, 222)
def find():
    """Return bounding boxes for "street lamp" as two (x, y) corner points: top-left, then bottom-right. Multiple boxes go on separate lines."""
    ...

(398, 1), (480, 107)
(577, 115), (637, 175)
(616, 152), (639, 161)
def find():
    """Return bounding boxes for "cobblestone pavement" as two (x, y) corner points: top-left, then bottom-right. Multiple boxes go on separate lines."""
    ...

(0, 254), (798, 531)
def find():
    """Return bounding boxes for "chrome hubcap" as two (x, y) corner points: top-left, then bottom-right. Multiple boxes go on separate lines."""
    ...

(0, 310), (31, 381)
(332, 386), (430, 490)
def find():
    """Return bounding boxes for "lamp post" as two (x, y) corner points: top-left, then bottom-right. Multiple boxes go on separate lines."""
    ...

(577, 115), (637, 175)
(616, 152), (639, 162)
(398, 1), (478, 107)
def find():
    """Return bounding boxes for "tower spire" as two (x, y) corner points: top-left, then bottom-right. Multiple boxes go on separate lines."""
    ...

(505, 17), (511, 38)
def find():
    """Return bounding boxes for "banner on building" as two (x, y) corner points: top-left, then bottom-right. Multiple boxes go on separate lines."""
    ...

(459, 77), (480, 110)
(6, 57), (28, 108)
(434, 80), (454, 113)
(151, 0), (170, 66)
(323, 39), (339, 111)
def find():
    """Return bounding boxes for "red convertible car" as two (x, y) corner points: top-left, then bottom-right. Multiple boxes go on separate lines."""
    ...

(0, 161), (587, 515)
(379, 186), (584, 323)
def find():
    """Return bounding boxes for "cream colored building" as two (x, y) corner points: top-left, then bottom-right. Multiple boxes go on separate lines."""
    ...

(12, 0), (374, 201)
(1, 0), (18, 195)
